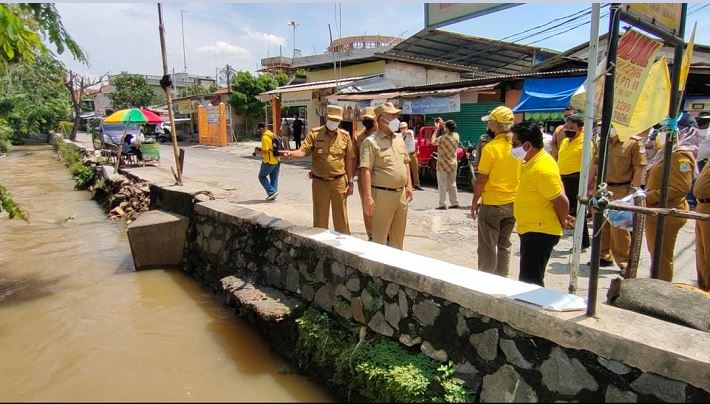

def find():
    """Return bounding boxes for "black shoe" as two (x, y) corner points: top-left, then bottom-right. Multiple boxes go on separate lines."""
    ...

(450, 205), (460, 209)
(435, 206), (448, 210)
(414, 186), (424, 191)
(600, 258), (614, 267)
(587, 259), (614, 267)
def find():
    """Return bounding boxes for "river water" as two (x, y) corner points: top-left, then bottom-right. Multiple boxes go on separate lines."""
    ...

(0, 146), (331, 402)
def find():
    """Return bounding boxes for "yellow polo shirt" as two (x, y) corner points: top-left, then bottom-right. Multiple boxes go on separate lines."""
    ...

(477, 133), (521, 205)
(514, 150), (564, 236)
(557, 132), (583, 175)
(261, 130), (280, 164)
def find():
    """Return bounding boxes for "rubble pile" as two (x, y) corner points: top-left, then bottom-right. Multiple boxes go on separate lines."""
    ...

(105, 177), (151, 223)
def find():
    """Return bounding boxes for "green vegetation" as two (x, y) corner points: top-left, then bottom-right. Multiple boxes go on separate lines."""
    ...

(109, 73), (164, 109)
(0, 184), (29, 221)
(229, 71), (289, 135)
(295, 309), (473, 403)
(0, 55), (72, 143)
(0, 2), (85, 221)
(55, 140), (95, 190)
(0, 3), (85, 66)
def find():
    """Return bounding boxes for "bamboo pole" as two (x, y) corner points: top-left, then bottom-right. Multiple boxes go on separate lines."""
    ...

(158, 3), (183, 185)
(579, 196), (710, 221)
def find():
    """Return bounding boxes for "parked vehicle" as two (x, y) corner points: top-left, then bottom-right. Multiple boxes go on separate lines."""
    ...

(415, 125), (475, 191)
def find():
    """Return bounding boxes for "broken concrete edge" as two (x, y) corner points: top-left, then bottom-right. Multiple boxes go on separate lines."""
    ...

(194, 201), (710, 394)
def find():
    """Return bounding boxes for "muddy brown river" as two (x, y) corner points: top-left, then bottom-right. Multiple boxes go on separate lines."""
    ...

(0, 146), (331, 402)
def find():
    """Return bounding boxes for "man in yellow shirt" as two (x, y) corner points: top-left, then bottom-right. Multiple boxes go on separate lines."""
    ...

(557, 114), (590, 249)
(511, 122), (574, 286)
(258, 123), (281, 201)
(549, 105), (577, 159)
(471, 106), (521, 277)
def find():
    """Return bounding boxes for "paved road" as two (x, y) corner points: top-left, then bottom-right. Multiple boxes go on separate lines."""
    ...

(79, 134), (699, 304)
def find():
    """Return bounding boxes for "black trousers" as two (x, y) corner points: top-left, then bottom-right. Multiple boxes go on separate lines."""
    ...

(294, 133), (302, 150)
(519, 232), (561, 287)
(561, 173), (590, 248)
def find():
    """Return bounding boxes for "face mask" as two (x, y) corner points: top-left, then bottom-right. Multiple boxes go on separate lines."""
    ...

(326, 120), (339, 131)
(486, 128), (494, 137)
(610, 129), (618, 139)
(362, 119), (374, 129)
(564, 130), (577, 138)
(387, 118), (400, 133)
(511, 145), (527, 161)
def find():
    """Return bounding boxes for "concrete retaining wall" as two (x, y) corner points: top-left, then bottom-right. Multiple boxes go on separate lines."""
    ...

(185, 200), (710, 403)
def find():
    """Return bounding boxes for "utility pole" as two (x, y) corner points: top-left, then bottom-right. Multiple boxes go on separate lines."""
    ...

(180, 9), (188, 74)
(288, 20), (299, 59)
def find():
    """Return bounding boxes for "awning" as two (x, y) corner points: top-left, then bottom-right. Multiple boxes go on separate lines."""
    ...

(328, 83), (498, 102)
(512, 76), (586, 113)
(257, 75), (377, 102)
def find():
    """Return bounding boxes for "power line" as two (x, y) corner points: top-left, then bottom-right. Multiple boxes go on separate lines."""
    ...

(500, 5), (594, 42)
(689, 3), (709, 15)
(525, 11), (611, 46)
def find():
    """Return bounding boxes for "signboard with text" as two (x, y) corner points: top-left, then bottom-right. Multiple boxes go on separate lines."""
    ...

(622, 3), (682, 36)
(281, 91), (311, 107)
(402, 94), (461, 115)
(612, 30), (662, 125)
(425, 3), (519, 29)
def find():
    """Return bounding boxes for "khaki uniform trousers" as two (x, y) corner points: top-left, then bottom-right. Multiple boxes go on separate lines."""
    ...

(696, 203), (710, 291)
(408, 152), (420, 188)
(645, 215), (686, 282)
(357, 179), (373, 239)
(312, 176), (350, 234)
(477, 203), (515, 277)
(600, 185), (632, 268)
(371, 187), (408, 249)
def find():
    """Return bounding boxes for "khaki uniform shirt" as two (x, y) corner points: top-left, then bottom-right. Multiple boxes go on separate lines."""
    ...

(299, 126), (355, 178)
(593, 136), (647, 184)
(352, 127), (375, 167)
(360, 131), (410, 189)
(693, 163), (710, 200)
(645, 149), (695, 209)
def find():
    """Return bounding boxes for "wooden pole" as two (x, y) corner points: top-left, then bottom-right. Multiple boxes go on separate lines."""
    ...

(158, 3), (183, 185)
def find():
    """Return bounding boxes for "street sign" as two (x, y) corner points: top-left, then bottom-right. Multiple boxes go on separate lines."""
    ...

(622, 3), (682, 37)
(424, 3), (519, 29)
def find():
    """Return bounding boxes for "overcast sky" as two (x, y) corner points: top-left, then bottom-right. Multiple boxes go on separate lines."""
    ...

(54, 1), (710, 80)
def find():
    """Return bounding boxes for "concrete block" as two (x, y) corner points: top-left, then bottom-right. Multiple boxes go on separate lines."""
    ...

(127, 209), (189, 270)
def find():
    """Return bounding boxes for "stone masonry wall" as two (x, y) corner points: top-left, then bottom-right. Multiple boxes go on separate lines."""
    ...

(185, 200), (710, 403)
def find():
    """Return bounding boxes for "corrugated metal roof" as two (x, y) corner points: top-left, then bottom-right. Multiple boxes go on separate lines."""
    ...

(383, 29), (560, 76)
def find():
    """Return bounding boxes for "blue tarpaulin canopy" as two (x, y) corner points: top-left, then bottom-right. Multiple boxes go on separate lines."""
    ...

(513, 76), (586, 113)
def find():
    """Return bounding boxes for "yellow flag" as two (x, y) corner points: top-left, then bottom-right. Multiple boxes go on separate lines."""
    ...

(679, 22), (696, 91)
(612, 57), (671, 141)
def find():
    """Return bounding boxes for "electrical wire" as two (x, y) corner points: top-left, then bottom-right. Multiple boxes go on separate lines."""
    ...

(689, 3), (709, 15)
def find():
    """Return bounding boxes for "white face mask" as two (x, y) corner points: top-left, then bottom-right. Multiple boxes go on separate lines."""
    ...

(511, 145), (527, 161)
(387, 118), (400, 133)
(326, 120), (340, 131)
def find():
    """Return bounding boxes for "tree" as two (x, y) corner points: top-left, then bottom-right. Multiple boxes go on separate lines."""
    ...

(63, 70), (107, 140)
(0, 55), (71, 143)
(179, 83), (208, 98)
(108, 74), (160, 110)
(0, 3), (86, 65)
(230, 71), (279, 117)
(0, 2), (85, 220)
(207, 82), (219, 93)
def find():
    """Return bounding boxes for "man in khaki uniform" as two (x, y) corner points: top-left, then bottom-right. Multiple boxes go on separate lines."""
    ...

(588, 130), (647, 269)
(353, 107), (378, 240)
(693, 163), (710, 290)
(282, 105), (355, 234)
(360, 102), (413, 249)
(644, 139), (695, 282)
